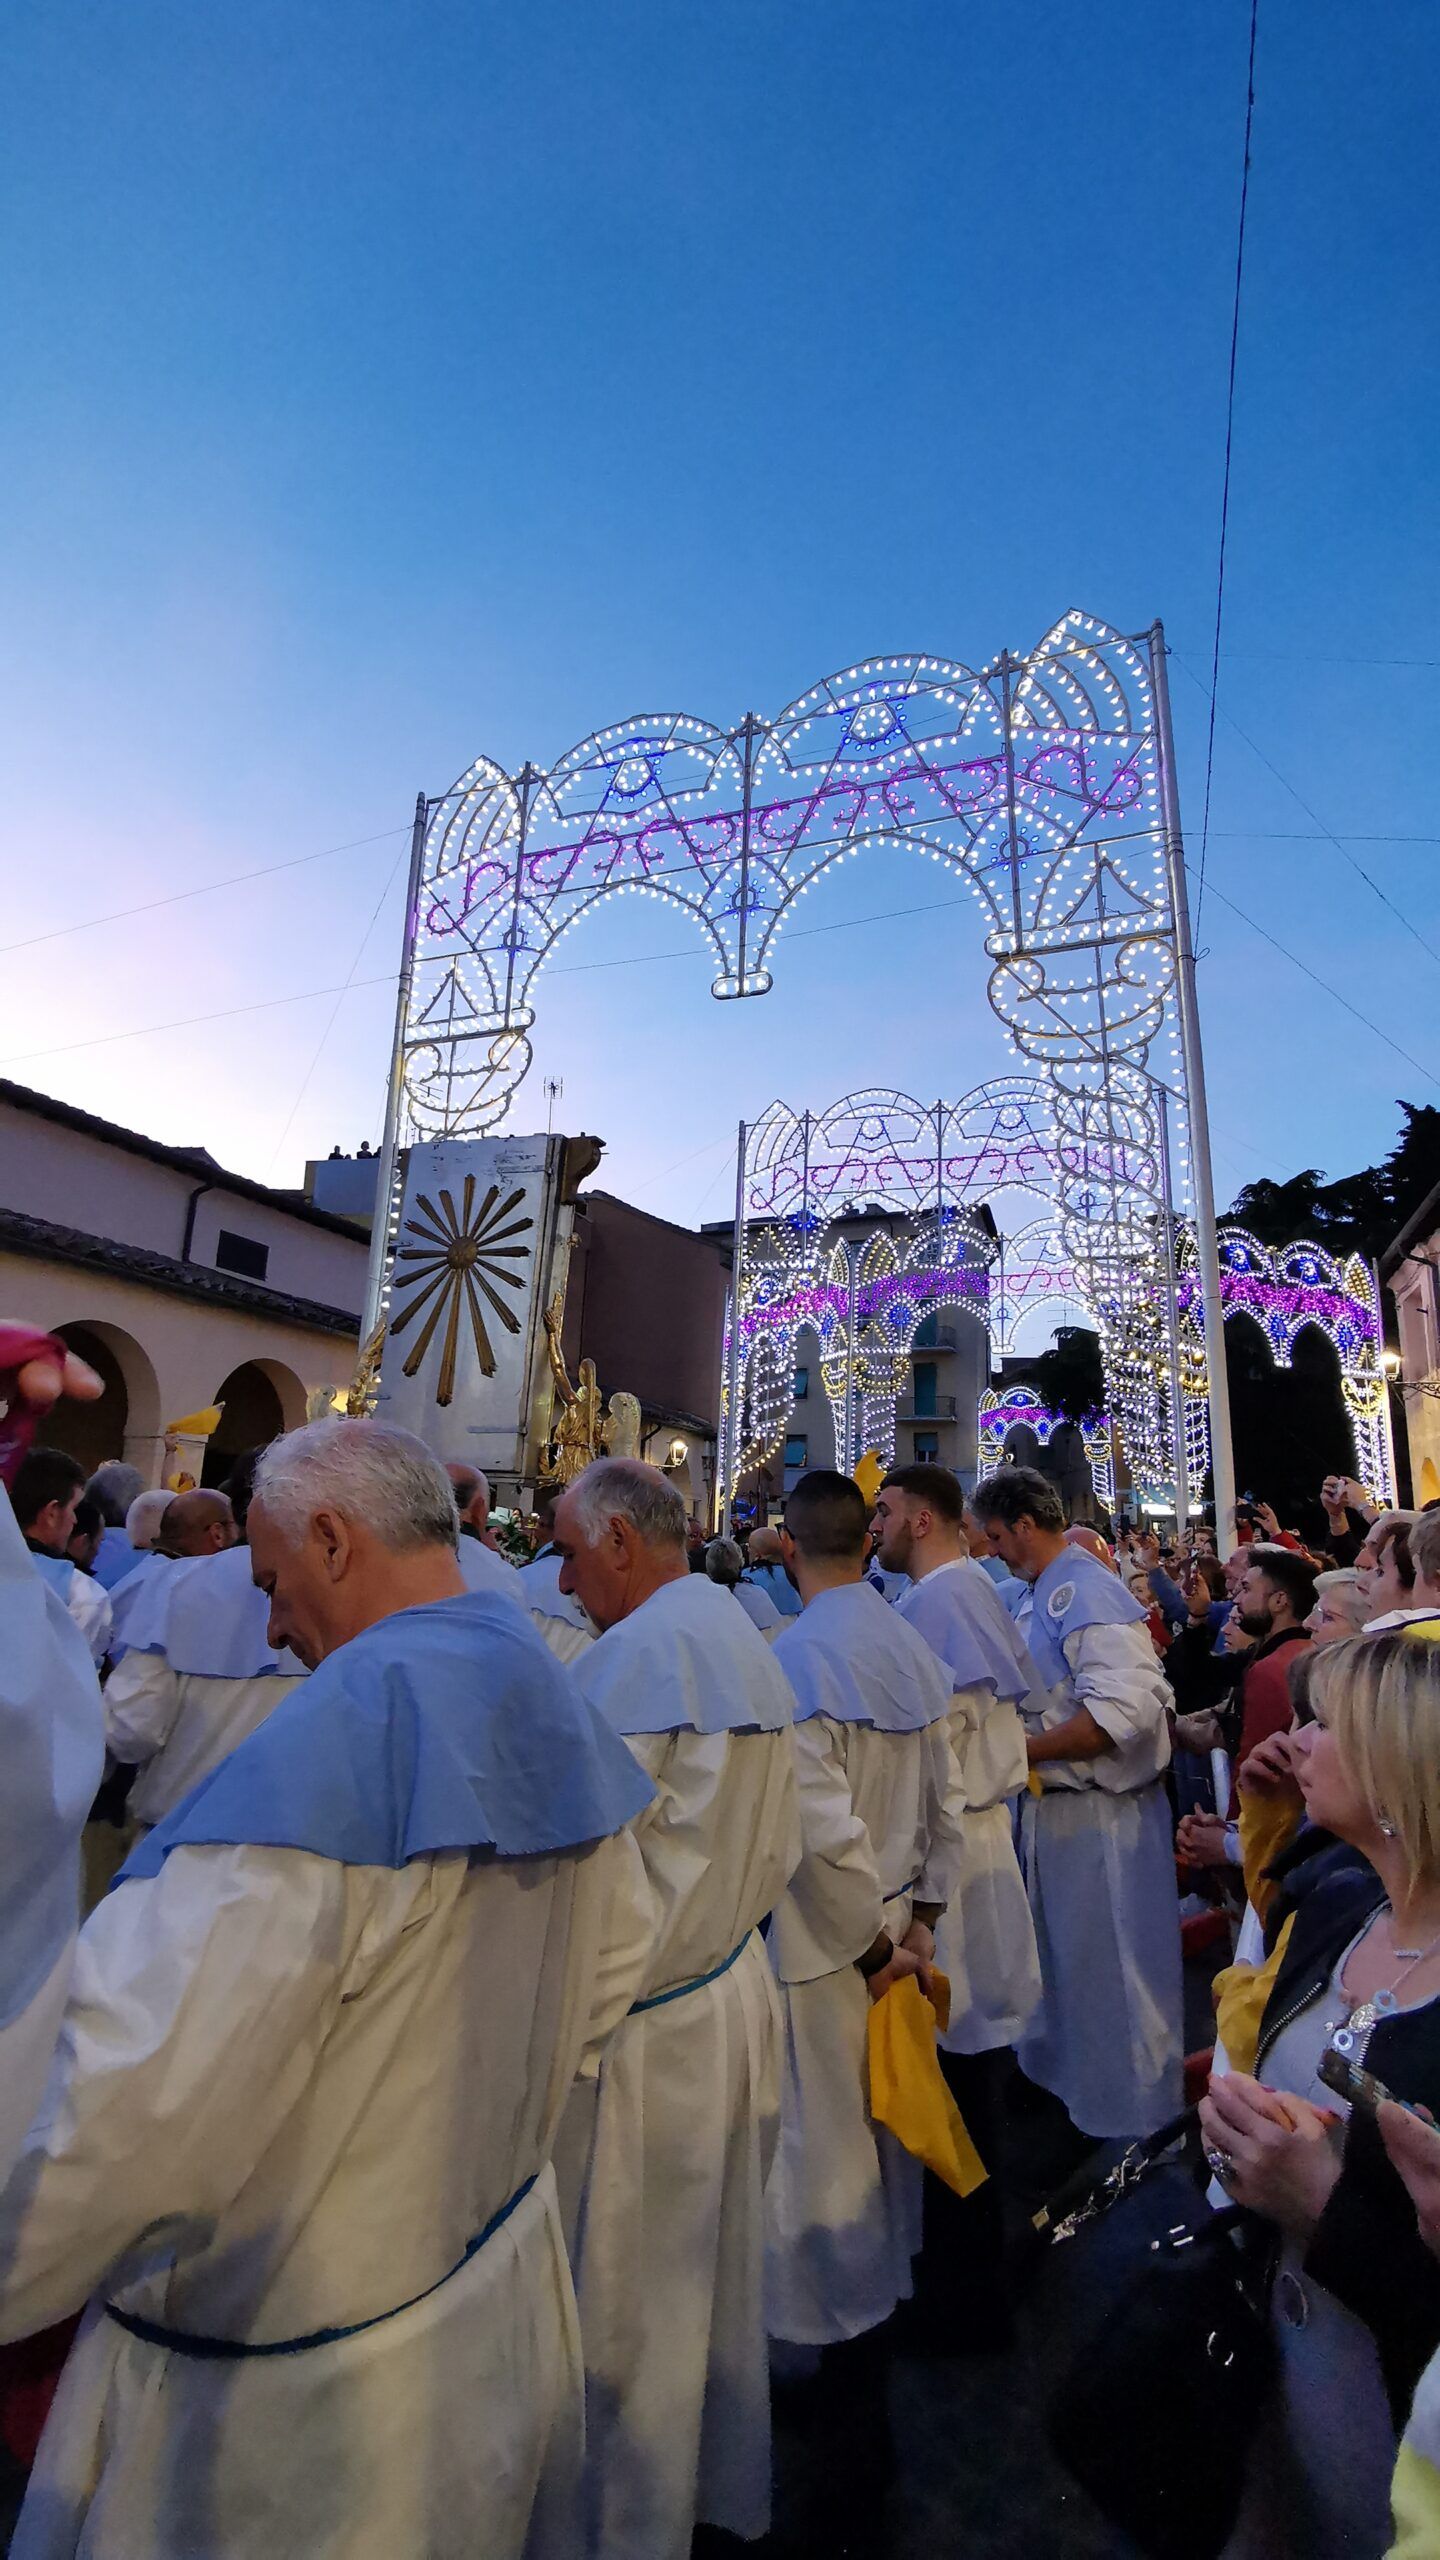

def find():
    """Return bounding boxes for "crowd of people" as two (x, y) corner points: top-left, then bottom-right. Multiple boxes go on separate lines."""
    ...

(2, 1326), (1440, 2559)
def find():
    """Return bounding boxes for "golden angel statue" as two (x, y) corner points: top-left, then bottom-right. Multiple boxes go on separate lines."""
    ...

(602, 1390), (642, 1460)
(542, 1295), (603, 1483)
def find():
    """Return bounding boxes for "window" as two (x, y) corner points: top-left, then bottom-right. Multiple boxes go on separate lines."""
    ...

(793, 1365), (809, 1400)
(784, 1436), (808, 1470)
(913, 1432), (939, 1463)
(215, 1229), (270, 1282)
(912, 1361), (938, 1418)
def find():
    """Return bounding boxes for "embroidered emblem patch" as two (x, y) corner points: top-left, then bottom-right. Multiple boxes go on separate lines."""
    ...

(1047, 1582), (1076, 1619)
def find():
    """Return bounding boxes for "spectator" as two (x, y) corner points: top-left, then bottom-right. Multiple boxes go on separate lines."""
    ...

(743, 1522), (803, 1617)
(705, 1535), (783, 1631)
(1358, 1512), (1427, 1631)
(124, 1489), (172, 1552)
(1227, 1546), (1318, 1761)
(1411, 1509), (1440, 1618)
(1307, 1567), (1372, 1646)
(85, 1460), (146, 1590)
(10, 1447), (111, 1665)
(1199, 1633), (1440, 2557)
(1319, 1473), (1382, 1566)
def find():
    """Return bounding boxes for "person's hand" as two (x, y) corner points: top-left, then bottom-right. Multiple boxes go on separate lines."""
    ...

(1238, 1729), (1302, 1804)
(1379, 2101), (1440, 2258)
(901, 1918), (936, 2000)
(0, 1322), (103, 1488)
(1200, 2073), (1342, 2236)
(864, 1942), (926, 2004)
(1174, 1709), (1221, 1755)
(1252, 1500), (1280, 1539)
(1320, 1475), (1349, 1521)
(1135, 1530), (1160, 1567)
(1176, 1811), (1232, 1869)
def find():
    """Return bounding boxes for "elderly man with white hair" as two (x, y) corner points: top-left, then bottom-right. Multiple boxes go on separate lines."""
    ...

(705, 1534), (784, 1631)
(0, 1418), (657, 2560)
(85, 1461), (146, 1592)
(552, 1457), (800, 2560)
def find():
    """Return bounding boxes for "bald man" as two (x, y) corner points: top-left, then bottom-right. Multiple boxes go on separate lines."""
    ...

(742, 1523), (802, 1620)
(158, 1489), (237, 1559)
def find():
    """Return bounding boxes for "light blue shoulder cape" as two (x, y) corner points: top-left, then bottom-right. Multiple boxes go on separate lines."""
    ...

(576, 1572), (794, 1736)
(114, 1540), (302, 1678)
(120, 1591), (653, 1880)
(895, 1560), (1036, 1702)
(1024, 1550), (1148, 1692)
(3, 1516), (104, 2026)
(772, 1581), (954, 1730)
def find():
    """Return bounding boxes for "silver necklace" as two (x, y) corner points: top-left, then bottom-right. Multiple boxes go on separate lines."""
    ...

(1332, 1911), (1440, 2052)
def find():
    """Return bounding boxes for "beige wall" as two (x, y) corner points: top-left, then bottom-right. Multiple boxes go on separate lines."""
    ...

(0, 1247), (356, 1485)
(1391, 1233), (1440, 1505)
(0, 1101), (366, 1314)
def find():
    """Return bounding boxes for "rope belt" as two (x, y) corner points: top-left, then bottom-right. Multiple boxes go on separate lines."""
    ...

(883, 1874), (923, 1904)
(105, 2172), (539, 2362)
(630, 1930), (753, 2015)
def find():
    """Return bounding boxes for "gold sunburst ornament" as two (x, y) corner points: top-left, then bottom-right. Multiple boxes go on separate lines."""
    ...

(389, 1177), (535, 1405)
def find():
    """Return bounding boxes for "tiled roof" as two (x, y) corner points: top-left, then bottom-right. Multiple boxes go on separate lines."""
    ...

(0, 1207), (360, 1338)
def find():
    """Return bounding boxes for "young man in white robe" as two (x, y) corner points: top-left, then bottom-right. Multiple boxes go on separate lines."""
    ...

(971, 1463), (1184, 2142)
(764, 1471), (963, 2519)
(872, 1461), (1044, 2344)
(0, 1417), (657, 2560)
(551, 1457), (801, 2560)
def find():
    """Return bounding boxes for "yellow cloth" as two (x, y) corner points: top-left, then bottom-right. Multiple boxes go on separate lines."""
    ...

(1212, 1913), (1295, 2075)
(1389, 2439), (1440, 2558)
(866, 1971), (987, 2197)
(1238, 1790), (1303, 1924)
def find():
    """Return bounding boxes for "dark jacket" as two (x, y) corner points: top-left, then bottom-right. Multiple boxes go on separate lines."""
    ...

(1256, 1860), (1440, 2424)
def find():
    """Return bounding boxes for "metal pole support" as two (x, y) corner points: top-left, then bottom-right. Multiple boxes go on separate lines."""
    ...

(362, 791), (430, 1343)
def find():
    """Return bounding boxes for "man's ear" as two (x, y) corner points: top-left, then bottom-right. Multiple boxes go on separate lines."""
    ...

(312, 1507), (353, 1583)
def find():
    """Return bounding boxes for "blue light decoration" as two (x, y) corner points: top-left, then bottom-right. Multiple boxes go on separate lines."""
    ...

(977, 1387), (1116, 1512)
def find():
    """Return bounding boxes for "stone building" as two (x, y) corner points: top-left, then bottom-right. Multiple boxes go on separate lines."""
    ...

(0, 1080), (365, 1485)
(1383, 1175), (1440, 1506)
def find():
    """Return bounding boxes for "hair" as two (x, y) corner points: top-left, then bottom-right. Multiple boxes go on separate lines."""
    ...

(785, 1469), (871, 1562)
(71, 1497), (103, 1543)
(85, 1460), (144, 1525)
(704, 1537), (743, 1586)
(1312, 1566), (1370, 1633)
(970, 1466), (1066, 1533)
(1372, 1511), (1416, 1591)
(222, 1448), (265, 1532)
(1413, 1509), (1440, 1592)
(10, 1446), (86, 1531)
(126, 1489), (174, 1548)
(1244, 1544), (1319, 1622)
(1194, 1553), (1228, 1601)
(567, 1457), (686, 1552)
(1313, 1632), (1440, 1893)
(253, 1419), (460, 1554)
(447, 1463), (490, 1511)
(879, 1462), (967, 1527)
(1286, 1644), (1321, 1726)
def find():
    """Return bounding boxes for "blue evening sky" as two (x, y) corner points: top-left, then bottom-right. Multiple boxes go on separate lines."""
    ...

(2, 0), (1435, 1251)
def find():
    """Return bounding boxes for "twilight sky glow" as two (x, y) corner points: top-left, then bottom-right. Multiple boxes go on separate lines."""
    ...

(2, 0), (1436, 1246)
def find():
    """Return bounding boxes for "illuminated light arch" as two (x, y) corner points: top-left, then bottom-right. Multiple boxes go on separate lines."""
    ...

(977, 1386), (1116, 1512)
(373, 610), (1241, 1512)
(1176, 1229), (1394, 1501)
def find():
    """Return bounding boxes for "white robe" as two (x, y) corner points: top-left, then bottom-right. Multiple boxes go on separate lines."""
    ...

(1017, 1608), (1184, 2138)
(765, 1583), (964, 2345)
(0, 1828), (656, 2560)
(103, 1652), (303, 1826)
(557, 1574), (800, 2560)
(456, 1536), (593, 1664)
(895, 1560), (1042, 2054)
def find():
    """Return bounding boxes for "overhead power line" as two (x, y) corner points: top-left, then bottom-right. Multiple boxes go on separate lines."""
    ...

(1195, 0), (1260, 939)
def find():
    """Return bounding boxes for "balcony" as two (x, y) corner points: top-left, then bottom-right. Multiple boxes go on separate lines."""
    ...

(896, 1393), (958, 1423)
(911, 1325), (957, 1354)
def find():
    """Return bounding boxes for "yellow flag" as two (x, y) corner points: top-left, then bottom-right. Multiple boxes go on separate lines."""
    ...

(163, 1406), (224, 1439)
(854, 1449), (885, 1507)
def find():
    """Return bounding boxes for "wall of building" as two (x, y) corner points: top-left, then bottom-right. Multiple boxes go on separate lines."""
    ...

(1389, 1230), (1440, 1504)
(0, 1095), (366, 1314)
(566, 1192), (728, 1429)
(0, 1247), (355, 1484)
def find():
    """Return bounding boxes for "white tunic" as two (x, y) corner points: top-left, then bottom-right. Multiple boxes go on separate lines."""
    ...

(557, 1574), (800, 2560)
(457, 1534), (593, 1663)
(1016, 1598), (1184, 2138)
(0, 1828), (656, 2560)
(104, 1653), (303, 1826)
(765, 1583), (963, 2345)
(895, 1560), (1043, 2055)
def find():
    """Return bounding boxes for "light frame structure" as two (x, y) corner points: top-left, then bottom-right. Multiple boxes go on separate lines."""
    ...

(365, 611), (1238, 1530)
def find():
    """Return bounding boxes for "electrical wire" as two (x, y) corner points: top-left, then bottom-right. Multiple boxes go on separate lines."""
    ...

(1176, 653), (1440, 975)
(261, 839), (413, 1179)
(1195, 0), (1260, 938)
(0, 825), (411, 959)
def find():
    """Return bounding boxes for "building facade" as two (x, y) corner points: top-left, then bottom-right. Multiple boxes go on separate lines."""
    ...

(1383, 1178), (1440, 1506)
(0, 1080), (366, 1485)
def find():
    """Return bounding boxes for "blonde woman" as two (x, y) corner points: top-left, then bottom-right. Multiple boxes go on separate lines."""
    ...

(1199, 1633), (1440, 2558)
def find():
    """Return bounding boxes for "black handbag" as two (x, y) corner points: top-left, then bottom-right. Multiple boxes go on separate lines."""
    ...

(1036, 2111), (1276, 2560)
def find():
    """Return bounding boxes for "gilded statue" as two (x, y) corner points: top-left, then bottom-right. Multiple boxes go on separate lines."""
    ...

(542, 1296), (603, 1482)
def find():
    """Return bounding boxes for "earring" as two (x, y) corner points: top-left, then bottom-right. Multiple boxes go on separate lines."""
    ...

(1378, 1815), (1399, 1839)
